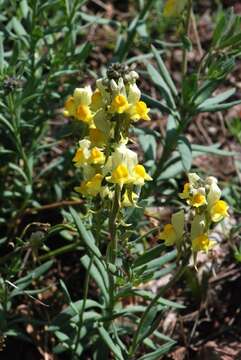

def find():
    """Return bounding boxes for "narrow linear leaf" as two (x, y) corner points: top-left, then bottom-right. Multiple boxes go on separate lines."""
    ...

(98, 326), (124, 360)
(70, 207), (102, 259)
(147, 63), (176, 110)
(138, 342), (175, 360)
(177, 136), (192, 172)
(197, 88), (235, 109)
(81, 255), (109, 302)
(151, 45), (177, 96)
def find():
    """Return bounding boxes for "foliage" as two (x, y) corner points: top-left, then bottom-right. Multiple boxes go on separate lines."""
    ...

(0, 0), (240, 359)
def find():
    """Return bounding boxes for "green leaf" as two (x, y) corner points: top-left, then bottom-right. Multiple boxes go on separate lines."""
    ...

(196, 88), (235, 110)
(138, 342), (175, 360)
(134, 250), (177, 274)
(157, 157), (183, 180)
(20, 0), (29, 18)
(147, 63), (176, 110)
(177, 136), (192, 172)
(151, 45), (177, 96)
(98, 326), (124, 360)
(141, 93), (170, 114)
(70, 207), (102, 259)
(9, 163), (29, 182)
(212, 13), (226, 47)
(14, 260), (53, 286)
(0, 113), (14, 133)
(11, 17), (27, 36)
(133, 244), (166, 268)
(136, 305), (159, 344)
(192, 143), (237, 156)
(193, 80), (220, 106)
(196, 99), (241, 113)
(51, 299), (102, 328)
(0, 33), (4, 73)
(220, 32), (241, 49)
(81, 255), (109, 303)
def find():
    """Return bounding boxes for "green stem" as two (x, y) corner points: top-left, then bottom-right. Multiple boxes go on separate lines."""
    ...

(38, 242), (81, 262)
(109, 185), (120, 264)
(129, 261), (188, 357)
(181, 0), (193, 78)
(73, 255), (94, 357)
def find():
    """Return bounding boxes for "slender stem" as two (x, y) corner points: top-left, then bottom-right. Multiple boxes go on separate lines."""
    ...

(129, 261), (188, 357)
(109, 185), (120, 264)
(181, 0), (193, 78)
(73, 255), (94, 358)
(38, 242), (81, 262)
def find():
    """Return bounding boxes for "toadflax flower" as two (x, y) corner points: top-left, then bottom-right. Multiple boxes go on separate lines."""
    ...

(159, 210), (184, 246)
(64, 63), (153, 205)
(192, 234), (216, 253)
(64, 86), (93, 123)
(210, 200), (229, 222)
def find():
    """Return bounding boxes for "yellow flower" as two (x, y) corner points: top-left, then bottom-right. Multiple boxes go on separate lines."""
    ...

(192, 234), (215, 253)
(65, 86), (93, 123)
(75, 173), (103, 197)
(64, 96), (75, 117)
(107, 164), (132, 185)
(76, 104), (92, 123)
(179, 182), (190, 199)
(163, 0), (188, 17)
(159, 224), (177, 246)
(73, 148), (86, 167)
(129, 101), (150, 121)
(133, 164), (152, 185)
(72, 139), (91, 167)
(210, 200), (229, 222)
(89, 147), (105, 165)
(110, 94), (129, 114)
(190, 193), (207, 208)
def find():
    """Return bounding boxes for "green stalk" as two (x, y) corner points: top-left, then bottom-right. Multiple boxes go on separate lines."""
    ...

(109, 185), (120, 264)
(73, 255), (94, 358)
(38, 242), (81, 262)
(181, 0), (193, 78)
(129, 260), (188, 357)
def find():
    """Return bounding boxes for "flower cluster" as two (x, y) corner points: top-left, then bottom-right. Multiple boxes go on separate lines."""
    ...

(159, 173), (229, 255)
(64, 64), (152, 206)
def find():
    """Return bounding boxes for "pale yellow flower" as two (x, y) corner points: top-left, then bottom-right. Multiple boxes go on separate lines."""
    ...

(75, 173), (103, 197)
(192, 234), (215, 253)
(159, 224), (177, 246)
(107, 164), (133, 186)
(88, 147), (105, 165)
(64, 96), (75, 117)
(128, 101), (150, 121)
(76, 104), (92, 123)
(133, 164), (152, 185)
(189, 193), (207, 208)
(210, 200), (229, 222)
(110, 94), (129, 114)
(179, 182), (190, 199)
